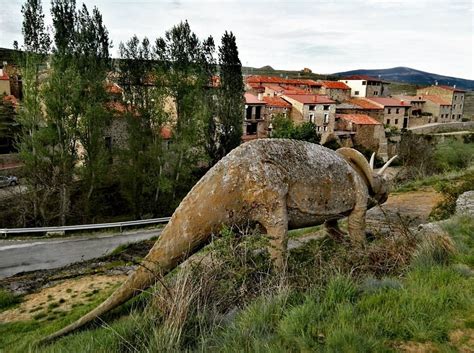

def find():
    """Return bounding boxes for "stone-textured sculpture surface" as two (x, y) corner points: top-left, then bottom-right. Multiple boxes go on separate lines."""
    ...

(43, 139), (396, 343)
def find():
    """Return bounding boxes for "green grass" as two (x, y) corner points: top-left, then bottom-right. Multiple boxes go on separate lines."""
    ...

(288, 225), (322, 238)
(0, 289), (21, 311)
(1, 216), (473, 352)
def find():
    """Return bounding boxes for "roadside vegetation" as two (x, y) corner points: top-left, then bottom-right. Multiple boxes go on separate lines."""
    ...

(1, 210), (472, 352)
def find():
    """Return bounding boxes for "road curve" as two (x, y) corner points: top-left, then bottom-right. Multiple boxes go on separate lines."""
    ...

(0, 229), (161, 279)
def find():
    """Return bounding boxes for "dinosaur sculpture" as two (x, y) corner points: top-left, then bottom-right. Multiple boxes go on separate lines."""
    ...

(42, 139), (396, 343)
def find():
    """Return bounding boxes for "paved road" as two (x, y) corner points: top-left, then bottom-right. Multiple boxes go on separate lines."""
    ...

(0, 229), (161, 279)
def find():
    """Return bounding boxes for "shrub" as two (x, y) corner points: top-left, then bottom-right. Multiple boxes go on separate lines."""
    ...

(434, 139), (474, 172)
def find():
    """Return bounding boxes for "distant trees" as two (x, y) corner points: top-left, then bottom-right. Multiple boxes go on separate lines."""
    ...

(271, 114), (321, 144)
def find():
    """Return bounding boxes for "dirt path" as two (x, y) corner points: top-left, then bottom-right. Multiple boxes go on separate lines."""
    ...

(367, 187), (443, 234)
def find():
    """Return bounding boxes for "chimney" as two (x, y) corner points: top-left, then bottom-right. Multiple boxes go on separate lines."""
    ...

(0, 68), (3, 77)
(453, 84), (456, 89)
(435, 80), (438, 86)
(257, 93), (263, 101)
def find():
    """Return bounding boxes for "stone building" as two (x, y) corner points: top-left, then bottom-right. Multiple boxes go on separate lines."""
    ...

(338, 75), (390, 98)
(334, 113), (388, 159)
(392, 95), (428, 127)
(416, 85), (465, 120)
(281, 94), (336, 143)
(0, 68), (10, 96)
(421, 95), (452, 123)
(365, 97), (411, 129)
(243, 93), (268, 141)
(245, 75), (322, 94)
(319, 81), (351, 102)
(336, 98), (384, 122)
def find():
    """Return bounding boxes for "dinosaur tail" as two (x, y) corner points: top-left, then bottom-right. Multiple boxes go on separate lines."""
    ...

(40, 215), (213, 345)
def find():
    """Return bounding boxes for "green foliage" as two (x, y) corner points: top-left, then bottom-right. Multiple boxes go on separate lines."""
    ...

(430, 170), (474, 220)
(271, 114), (321, 144)
(0, 289), (21, 311)
(434, 139), (474, 172)
(209, 31), (244, 164)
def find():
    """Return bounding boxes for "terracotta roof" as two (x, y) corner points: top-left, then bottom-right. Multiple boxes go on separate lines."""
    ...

(2, 94), (18, 107)
(105, 82), (123, 94)
(347, 98), (383, 110)
(0, 71), (8, 81)
(393, 95), (426, 102)
(422, 95), (452, 106)
(262, 96), (292, 108)
(246, 75), (322, 87)
(264, 84), (309, 95)
(245, 93), (266, 105)
(321, 81), (350, 90)
(160, 127), (172, 139)
(282, 94), (335, 104)
(365, 97), (411, 107)
(343, 75), (384, 82)
(435, 85), (466, 93)
(336, 113), (381, 125)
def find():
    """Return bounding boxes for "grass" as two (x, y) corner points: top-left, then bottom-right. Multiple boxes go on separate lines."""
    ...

(0, 289), (21, 311)
(1, 214), (473, 352)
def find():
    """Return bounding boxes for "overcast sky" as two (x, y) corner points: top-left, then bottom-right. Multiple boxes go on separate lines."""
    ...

(1, 0), (473, 79)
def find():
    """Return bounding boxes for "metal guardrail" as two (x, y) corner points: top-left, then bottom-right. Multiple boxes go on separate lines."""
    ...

(0, 217), (171, 236)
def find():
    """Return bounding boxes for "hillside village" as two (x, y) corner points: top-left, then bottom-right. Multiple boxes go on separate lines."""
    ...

(243, 74), (469, 161)
(0, 61), (471, 163)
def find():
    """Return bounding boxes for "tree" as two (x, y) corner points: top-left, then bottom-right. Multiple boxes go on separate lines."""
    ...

(154, 21), (215, 202)
(0, 97), (19, 153)
(210, 31), (244, 164)
(74, 4), (112, 216)
(271, 114), (321, 144)
(17, 0), (51, 225)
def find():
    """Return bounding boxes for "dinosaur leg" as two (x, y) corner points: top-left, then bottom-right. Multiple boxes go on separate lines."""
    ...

(347, 177), (368, 243)
(325, 219), (345, 241)
(255, 198), (288, 271)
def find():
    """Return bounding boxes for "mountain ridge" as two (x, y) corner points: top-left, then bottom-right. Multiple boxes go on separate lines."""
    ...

(333, 66), (474, 90)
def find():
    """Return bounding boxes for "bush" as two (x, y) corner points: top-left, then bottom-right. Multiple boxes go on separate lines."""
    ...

(271, 114), (321, 144)
(434, 139), (474, 172)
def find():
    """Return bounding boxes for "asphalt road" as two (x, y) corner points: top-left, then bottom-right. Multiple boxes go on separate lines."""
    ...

(0, 229), (161, 279)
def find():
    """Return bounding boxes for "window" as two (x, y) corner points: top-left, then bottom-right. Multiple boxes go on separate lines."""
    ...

(255, 106), (262, 120)
(324, 113), (329, 124)
(388, 108), (391, 114)
(453, 104), (456, 110)
(387, 119), (391, 125)
(309, 114), (315, 123)
(246, 106), (252, 120)
(454, 96), (457, 101)
(323, 126), (328, 132)
(316, 126), (321, 132)
(395, 119), (398, 125)
(458, 114), (461, 119)
(246, 122), (257, 135)
(362, 81), (366, 85)
(309, 105), (315, 111)
(323, 105), (330, 111)
(396, 108), (399, 114)
(374, 91), (378, 96)
(269, 106), (273, 111)
(354, 91), (359, 95)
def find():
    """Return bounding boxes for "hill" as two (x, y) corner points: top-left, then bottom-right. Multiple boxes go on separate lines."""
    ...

(334, 66), (474, 91)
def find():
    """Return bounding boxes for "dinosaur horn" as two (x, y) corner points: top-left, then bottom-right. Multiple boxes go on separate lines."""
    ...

(369, 153), (375, 170)
(377, 155), (398, 175)
(336, 148), (374, 190)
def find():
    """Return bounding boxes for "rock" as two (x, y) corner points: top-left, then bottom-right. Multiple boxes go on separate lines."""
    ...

(456, 191), (474, 217)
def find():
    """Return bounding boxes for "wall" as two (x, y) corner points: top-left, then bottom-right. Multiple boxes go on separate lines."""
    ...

(339, 79), (367, 97)
(323, 88), (351, 102)
(409, 121), (474, 134)
(0, 80), (10, 96)
(383, 106), (408, 129)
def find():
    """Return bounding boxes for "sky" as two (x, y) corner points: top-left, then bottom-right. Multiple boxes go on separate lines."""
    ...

(1, 0), (473, 79)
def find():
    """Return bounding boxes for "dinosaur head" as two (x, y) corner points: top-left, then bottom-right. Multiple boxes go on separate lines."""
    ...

(336, 148), (397, 207)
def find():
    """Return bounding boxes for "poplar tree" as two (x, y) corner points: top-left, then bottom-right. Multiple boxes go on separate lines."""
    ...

(215, 31), (244, 162)
(154, 21), (215, 202)
(17, 0), (51, 225)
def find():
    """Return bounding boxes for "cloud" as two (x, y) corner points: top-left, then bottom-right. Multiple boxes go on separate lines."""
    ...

(0, 0), (472, 79)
